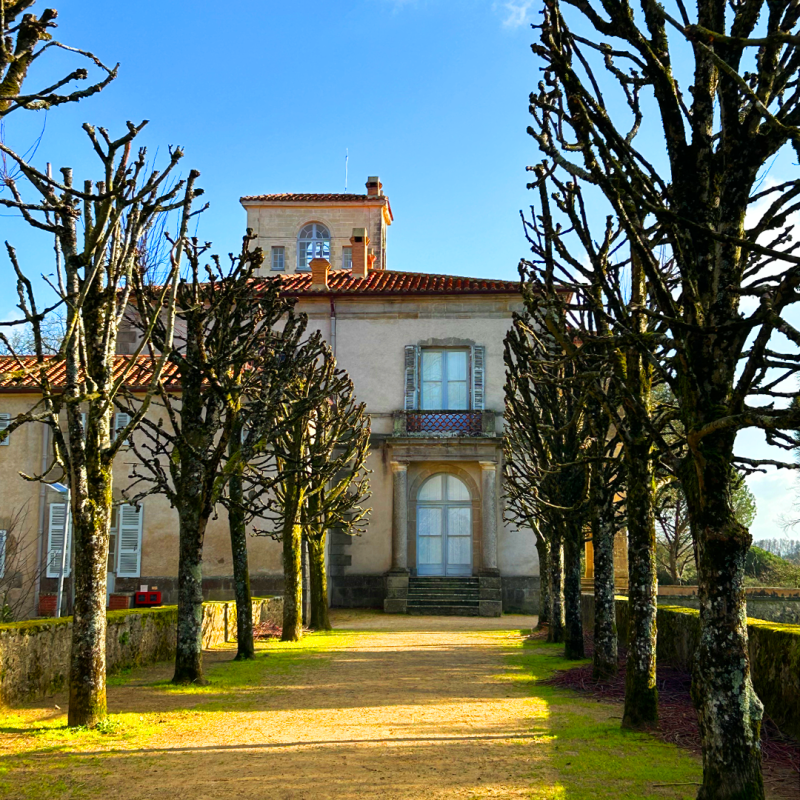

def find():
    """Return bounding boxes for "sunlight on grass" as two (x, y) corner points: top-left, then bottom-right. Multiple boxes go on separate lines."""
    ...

(503, 637), (702, 800)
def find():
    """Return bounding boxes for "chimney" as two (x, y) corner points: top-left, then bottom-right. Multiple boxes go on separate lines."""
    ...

(350, 228), (370, 278)
(367, 249), (377, 271)
(310, 257), (330, 290)
(366, 176), (382, 196)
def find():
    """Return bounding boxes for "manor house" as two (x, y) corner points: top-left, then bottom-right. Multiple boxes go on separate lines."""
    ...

(0, 177), (541, 618)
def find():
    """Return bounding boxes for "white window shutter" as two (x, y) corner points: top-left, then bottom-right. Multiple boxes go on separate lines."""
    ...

(404, 345), (419, 411)
(46, 503), (71, 578)
(0, 413), (10, 445)
(116, 504), (143, 578)
(0, 529), (6, 579)
(114, 412), (131, 441)
(471, 346), (485, 411)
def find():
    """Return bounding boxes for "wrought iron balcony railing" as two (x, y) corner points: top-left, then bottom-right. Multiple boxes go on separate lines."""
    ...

(393, 410), (495, 437)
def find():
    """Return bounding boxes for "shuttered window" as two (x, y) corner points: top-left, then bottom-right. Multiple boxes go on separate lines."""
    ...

(471, 345), (485, 411)
(0, 529), (6, 579)
(404, 345), (419, 410)
(46, 503), (71, 578)
(0, 413), (10, 445)
(116, 504), (143, 578)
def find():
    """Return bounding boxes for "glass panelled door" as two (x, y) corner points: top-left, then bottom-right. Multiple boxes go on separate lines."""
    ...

(417, 474), (472, 576)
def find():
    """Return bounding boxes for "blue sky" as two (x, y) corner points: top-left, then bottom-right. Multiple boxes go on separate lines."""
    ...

(1, 0), (798, 541)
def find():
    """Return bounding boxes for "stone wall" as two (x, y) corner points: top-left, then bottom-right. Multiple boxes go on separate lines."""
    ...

(580, 595), (800, 739)
(655, 594), (800, 625)
(0, 597), (282, 707)
(501, 576), (540, 615)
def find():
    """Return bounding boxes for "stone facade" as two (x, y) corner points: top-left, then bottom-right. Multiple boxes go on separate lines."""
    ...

(0, 179), (542, 619)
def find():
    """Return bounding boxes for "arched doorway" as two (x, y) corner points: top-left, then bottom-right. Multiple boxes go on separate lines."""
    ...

(416, 473), (472, 576)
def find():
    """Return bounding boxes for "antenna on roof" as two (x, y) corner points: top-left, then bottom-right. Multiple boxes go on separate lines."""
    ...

(344, 148), (348, 193)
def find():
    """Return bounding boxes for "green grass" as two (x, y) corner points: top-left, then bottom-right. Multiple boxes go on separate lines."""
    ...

(503, 637), (702, 800)
(0, 625), (705, 800)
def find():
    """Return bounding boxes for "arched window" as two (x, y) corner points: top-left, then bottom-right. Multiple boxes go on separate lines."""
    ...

(417, 473), (472, 576)
(297, 222), (330, 271)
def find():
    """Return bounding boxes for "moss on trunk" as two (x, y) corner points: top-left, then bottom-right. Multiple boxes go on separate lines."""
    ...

(67, 438), (112, 727)
(228, 427), (254, 661)
(592, 483), (618, 680)
(307, 534), (331, 631)
(563, 520), (585, 660)
(281, 474), (303, 643)
(548, 538), (565, 644)
(535, 535), (551, 629)
(683, 442), (765, 800)
(622, 439), (658, 729)
(172, 506), (209, 685)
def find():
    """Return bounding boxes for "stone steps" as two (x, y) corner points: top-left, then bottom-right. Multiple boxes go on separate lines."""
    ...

(406, 577), (482, 616)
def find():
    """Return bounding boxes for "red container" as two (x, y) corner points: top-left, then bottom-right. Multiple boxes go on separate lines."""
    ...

(108, 594), (131, 610)
(39, 594), (57, 617)
(133, 590), (162, 607)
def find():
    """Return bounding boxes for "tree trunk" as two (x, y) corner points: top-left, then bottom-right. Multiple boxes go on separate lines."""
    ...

(228, 424), (254, 660)
(535, 533), (550, 629)
(172, 506), (210, 684)
(548, 538), (565, 644)
(591, 482), (618, 680)
(563, 520), (585, 659)
(307, 533), (331, 631)
(281, 478), (303, 642)
(622, 441), (658, 728)
(682, 442), (764, 800)
(67, 454), (112, 727)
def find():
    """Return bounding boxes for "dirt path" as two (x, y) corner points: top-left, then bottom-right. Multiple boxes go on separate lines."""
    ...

(1, 611), (708, 800)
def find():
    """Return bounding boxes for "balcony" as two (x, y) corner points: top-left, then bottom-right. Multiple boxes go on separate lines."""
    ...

(393, 410), (495, 438)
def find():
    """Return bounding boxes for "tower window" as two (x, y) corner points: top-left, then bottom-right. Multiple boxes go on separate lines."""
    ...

(297, 223), (331, 271)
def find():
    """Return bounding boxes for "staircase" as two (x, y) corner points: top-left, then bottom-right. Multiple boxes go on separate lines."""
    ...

(406, 576), (481, 616)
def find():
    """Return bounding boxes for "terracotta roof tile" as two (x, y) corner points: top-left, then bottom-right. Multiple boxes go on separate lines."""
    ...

(0, 355), (180, 392)
(240, 193), (388, 203)
(274, 269), (520, 296)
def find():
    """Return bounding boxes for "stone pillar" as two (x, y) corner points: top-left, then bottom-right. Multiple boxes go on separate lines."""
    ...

(385, 461), (409, 613)
(480, 461), (499, 574)
(390, 462), (409, 572)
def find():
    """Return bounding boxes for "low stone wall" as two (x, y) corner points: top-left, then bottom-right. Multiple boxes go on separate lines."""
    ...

(655, 594), (800, 625)
(580, 595), (800, 739)
(0, 597), (282, 707)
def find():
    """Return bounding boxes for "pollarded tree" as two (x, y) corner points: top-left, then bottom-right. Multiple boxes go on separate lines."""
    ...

(0, 125), (199, 725)
(0, 0), (116, 118)
(528, 0), (800, 792)
(301, 378), (371, 631)
(125, 235), (308, 682)
(504, 308), (591, 660)
(245, 340), (360, 642)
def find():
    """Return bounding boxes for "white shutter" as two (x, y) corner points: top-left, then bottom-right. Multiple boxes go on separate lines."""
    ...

(404, 345), (419, 411)
(471, 345), (485, 411)
(0, 529), (6, 578)
(0, 413), (10, 445)
(46, 503), (71, 578)
(116, 503), (143, 578)
(114, 412), (131, 437)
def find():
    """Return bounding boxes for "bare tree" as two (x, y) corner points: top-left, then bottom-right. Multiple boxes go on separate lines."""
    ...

(527, 0), (800, 791)
(504, 309), (590, 660)
(301, 378), (371, 631)
(125, 236), (306, 683)
(0, 124), (199, 726)
(0, 504), (43, 621)
(0, 1), (116, 118)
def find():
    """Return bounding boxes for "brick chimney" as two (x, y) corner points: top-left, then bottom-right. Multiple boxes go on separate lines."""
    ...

(366, 176), (382, 196)
(350, 228), (370, 278)
(310, 257), (330, 290)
